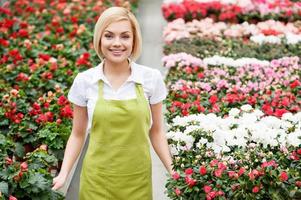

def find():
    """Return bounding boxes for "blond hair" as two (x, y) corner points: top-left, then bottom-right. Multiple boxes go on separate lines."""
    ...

(93, 7), (142, 62)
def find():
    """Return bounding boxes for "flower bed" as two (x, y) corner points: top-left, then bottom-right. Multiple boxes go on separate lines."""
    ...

(0, 0), (139, 199)
(165, 106), (301, 199)
(162, 0), (301, 22)
(163, 37), (301, 60)
(163, 53), (301, 122)
(163, 18), (301, 44)
(161, 0), (301, 199)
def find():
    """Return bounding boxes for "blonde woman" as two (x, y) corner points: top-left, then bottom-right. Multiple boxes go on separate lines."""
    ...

(52, 6), (173, 199)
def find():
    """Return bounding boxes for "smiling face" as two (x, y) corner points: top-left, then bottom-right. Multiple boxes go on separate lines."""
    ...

(100, 20), (134, 64)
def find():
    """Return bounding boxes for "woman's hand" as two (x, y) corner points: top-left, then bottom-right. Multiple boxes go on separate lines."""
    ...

(52, 173), (67, 191)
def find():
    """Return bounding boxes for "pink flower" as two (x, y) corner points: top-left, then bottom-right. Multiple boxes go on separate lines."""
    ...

(185, 176), (197, 188)
(214, 169), (223, 177)
(175, 188), (181, 196)
(203, 185), (212, 193)
(172, 172), (180, 180)
(238, 167), (246, 176)
(252, 186), (260, 193)
(9, 196), (17, 200)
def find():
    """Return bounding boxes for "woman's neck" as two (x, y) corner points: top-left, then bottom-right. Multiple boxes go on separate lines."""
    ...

(103, 59), (131, 76)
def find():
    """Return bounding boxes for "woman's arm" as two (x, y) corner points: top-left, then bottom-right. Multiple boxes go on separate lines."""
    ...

(149, 102), (173, 175)
(52, 104), (88, 190)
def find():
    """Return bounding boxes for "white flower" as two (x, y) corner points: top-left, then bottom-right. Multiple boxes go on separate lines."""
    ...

(229, 108), (240, 117)
(240, 104), (253, 112)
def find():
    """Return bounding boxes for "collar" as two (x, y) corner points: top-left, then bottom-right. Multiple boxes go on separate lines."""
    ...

(92, 59), (143, 85)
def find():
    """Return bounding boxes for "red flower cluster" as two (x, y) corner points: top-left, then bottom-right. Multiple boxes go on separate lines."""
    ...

(162, 0), (242, 22)
(76, 52), (91, 67)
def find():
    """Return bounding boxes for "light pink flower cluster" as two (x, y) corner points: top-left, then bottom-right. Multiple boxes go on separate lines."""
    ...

(163, 18), (301, 43)
(162, 52), (205, 68)
(163, 53), (300, 94)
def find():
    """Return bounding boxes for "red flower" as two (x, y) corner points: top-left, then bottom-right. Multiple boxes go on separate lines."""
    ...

(35, 113), (48, 124)
(199, 166), (207, 175)
(185, 168), (194, 175)
(33, 102), (41, 110)
(60, 105), (73, 118)
(290, 80), (300, 89)
(296, 181), (301, 188)
(9, 196), (17, 200)
(16, 72), (29, 82)
(5, 157), (13, 165)
(217, 162), (227, 170)
(262, 104), (273, 115)
(209, 95), (218, 104)
(261, 29), (281, 36)
(0, 38), (9, 47)
(279, 171), (288, 182)
(71, 16), (78, 23)
(185, 66), (192, 74)
(45, 111), (54, 122)
(203, 185), (212, 193)
(228, 171), (238, 179)
(252, 186), (260, 193)
(274, 108), (288, 118)
(172, 172), (180, 180)
(18, 29), (29, 37)
(41, 71), (53, 80)
(38, 53), (51, 61)
(210, 159), (218, 167)
(20, 162), (28, 172)
(175, 188), (181, 196)
(238, 167), (245, 176)
(297, 149), (301, 155)
(214, 169), (223, 177)
(197, 72), (204, 79)
(248, 169), (259, 181)
(261, 160), (277, 168)
(185, 176), (197, 187)
(57, 95), (68, 106)
(56, 118), (62, 125)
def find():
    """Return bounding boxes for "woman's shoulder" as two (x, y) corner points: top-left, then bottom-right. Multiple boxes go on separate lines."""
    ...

(132, 62), (162, 80)
(74, 64), (101, 83)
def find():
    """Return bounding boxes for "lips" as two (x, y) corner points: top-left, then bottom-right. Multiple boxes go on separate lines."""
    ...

(109, 49), (125, 56)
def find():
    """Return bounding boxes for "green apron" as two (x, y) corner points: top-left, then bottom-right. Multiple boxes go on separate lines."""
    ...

(79, 80), (152, 200)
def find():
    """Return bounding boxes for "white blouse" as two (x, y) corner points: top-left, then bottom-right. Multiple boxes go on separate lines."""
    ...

(67, 61), (167, 134)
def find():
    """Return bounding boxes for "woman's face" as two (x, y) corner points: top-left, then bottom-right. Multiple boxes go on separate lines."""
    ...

(100, 20), (134, 63)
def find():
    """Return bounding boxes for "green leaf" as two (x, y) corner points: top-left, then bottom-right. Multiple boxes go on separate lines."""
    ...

(15, 142), (25, 158)
(0, 181), (8, 196)
(28, 173), (50, 193)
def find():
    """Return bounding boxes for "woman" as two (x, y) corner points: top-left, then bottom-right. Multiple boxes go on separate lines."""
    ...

(52, 6), (173, 199)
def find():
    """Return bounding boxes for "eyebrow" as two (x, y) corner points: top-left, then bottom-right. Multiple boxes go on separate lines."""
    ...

(104, 30), (131, 34)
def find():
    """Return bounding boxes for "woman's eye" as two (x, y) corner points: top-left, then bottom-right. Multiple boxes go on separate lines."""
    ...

(104, 34), (113, 39)
(122, 35), (130, 39)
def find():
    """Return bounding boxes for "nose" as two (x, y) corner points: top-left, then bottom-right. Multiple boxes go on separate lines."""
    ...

(112, 37), (121, 47)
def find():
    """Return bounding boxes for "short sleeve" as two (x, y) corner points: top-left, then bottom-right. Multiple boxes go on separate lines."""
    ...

(67, 73), (87, 107)
(149, 69), (167, 104)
